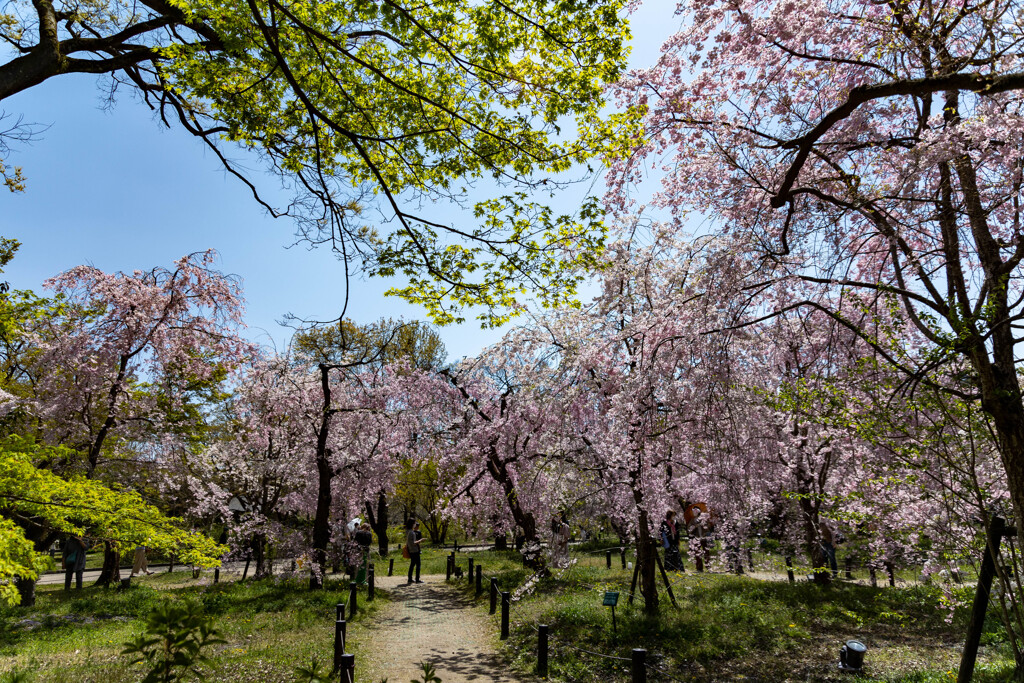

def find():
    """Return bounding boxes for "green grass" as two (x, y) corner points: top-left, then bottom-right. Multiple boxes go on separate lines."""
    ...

(0, 571), (386, 682)
(472, 552), (1015, 683)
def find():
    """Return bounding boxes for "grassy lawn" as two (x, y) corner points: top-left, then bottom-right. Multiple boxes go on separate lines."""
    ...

(444, 547), (1014, 683)
(0, 569), (387, 682)
(2, 542), (1016, 682)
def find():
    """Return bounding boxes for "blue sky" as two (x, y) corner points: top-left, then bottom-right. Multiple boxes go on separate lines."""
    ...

(0, 3), (674, 361)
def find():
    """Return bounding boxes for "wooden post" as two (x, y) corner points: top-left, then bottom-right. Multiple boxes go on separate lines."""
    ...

(388, 558), (394, 577)
(446, 554), (453, 581)
(368, 564), (375, 601)
(957, 516), (1006, 683)
(475, 564), (483, 596)
(654, 549), (678, 608)
(606, 549), (612, 569)
(785, 556), (794, 583)
(349, 581), (358, 618)
(336, 603), (345, 621)
(620, 547), (627, 569)
(537, 624), (549, 678)
(500, 591), (510, 640)
(845, 557), (853, 580)
(214, 568), (220, 584)
(333, 619), (346, 671)
(631, 648), (647, 683)
(468, 557), (474, 583)
(339, 653), (355, 683)
(490, 578), (498, 614)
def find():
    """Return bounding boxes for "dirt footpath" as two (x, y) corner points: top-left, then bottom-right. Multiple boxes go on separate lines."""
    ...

(361, 574), (526, 683)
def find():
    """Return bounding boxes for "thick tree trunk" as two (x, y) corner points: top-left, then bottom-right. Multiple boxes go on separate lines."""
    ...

(14, 576), (35, 607)
(309, 455), (333, 590)
(252, 533), (269, 578)
(309, 363), (335, 590)
(797, 493), (829, 585)
(636, 511), (659, 615)
(365, 493), (390, 557)
(486, 445), (547, 573)
(94, 542), (121, 587)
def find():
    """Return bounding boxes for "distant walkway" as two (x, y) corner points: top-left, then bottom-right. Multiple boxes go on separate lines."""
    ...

(361, 574), (527, 683)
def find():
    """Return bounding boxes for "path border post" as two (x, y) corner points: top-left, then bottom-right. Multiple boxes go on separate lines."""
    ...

(606, 550), (612, 569)
(388, 558), (394, 577)
(339, 653), (355, 683)
(468, 557), (474, 584)
(500, 591), (510, 640)
(336, 603), (345, 621)
(333, 618), (346, 671)
(490, 578), (498, 614)
(475, 564), (483, 596)
(349, 581), (358, 618)
(785, 556), (794, 583)
(631, 648), (647, 683)
(537, 623), (549, 678)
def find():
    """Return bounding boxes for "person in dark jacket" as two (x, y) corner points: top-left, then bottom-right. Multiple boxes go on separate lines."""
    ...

(659, 510), (681, 571)
(61, 535), (89, 590)
(405, 519), (423, 584)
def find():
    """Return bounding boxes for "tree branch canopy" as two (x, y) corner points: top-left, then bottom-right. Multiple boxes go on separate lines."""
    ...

(0, 0), (633, 325)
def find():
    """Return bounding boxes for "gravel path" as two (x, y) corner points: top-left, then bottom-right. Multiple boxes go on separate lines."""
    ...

(361, 574), (527, 683)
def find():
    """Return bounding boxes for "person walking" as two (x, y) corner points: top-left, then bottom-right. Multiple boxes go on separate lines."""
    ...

(62, 535), (89, 591)
(130, 545), (152, 577)
(406, 519), (423, 584)
(660, 510), (681, 571)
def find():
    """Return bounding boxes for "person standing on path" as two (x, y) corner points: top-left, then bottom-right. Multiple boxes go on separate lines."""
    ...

(406, 519), (423, 584)
(62, 535), (88, 590)
(131, 544), (153, 577)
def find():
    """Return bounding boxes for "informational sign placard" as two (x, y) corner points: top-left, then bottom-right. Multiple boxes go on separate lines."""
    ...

(603, 591), (619, 607)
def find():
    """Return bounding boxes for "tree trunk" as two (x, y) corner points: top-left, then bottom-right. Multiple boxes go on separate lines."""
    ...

(636, 511), (659, 615)
(309, 363), (335, 590)
(94, 541), (121, 587)
(309, 454), (333, 590)
(797, 493), (829, 585)
(485, 445), (547, 573)
(14, 576), (35, 607)
(365, 493), (390, 557)
(253, 533), (269, 578)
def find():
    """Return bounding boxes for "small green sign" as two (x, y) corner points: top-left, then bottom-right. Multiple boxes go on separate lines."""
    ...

(603, 591), (619, 606)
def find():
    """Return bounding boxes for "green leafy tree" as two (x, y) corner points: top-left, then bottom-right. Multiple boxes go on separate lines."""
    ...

(0, 436), (226, 606)
(0, 0), (632, 325)
(293, 318), (447, 372)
